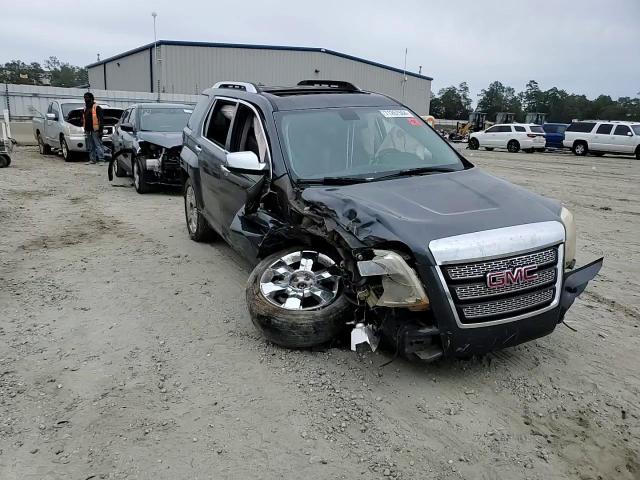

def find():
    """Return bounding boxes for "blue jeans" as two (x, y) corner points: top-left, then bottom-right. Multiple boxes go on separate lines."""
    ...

(86, 131), (104, 162)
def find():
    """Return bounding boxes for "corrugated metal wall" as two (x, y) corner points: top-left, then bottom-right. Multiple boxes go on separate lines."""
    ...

(162, 46), (431, 114)
(1, 83), (199, 121)
(89, 45), (431, 114)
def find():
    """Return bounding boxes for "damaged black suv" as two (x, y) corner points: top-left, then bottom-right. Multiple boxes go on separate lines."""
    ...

(180, 80), (602, 361)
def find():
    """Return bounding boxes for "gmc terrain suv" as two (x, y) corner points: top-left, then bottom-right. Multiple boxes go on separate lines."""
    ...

(180, 80), (602, 361)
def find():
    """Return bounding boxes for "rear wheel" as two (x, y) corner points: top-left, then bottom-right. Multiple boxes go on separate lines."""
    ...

(246, 248), (351, 348)
(636, 147), (640, 160)
(37, 133), (51, 155)
(184, 178), (214, 241)
(507, 140), (520, 153)
(0, 154), (10, 168)
(468, 138), (479, 150)
(572, 141), (588, 156)
(113, 157), (127, 177)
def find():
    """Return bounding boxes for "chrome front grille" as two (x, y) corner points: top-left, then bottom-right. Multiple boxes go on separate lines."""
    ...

(462, 288), (555, 320)
(453, 266), (556, 300)
(442, 246), (560, 325)
(446, 248), (557, 281)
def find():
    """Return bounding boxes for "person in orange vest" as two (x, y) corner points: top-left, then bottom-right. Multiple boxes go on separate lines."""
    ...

(82, 92), (105, 164)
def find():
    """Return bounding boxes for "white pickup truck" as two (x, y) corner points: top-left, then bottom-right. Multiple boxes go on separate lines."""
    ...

(32, 100), (123, 161)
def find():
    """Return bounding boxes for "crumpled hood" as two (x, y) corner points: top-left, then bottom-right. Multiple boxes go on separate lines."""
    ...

(136, 131), (182, 149)
(301, 168), (562, 260)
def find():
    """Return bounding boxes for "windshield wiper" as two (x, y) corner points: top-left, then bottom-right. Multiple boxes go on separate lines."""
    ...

(297, 176), (373, 185)
(374, 166), (457, 181)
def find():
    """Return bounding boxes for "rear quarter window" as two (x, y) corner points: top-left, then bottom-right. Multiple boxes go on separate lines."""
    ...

(566, 122), (596, 133)
(514, 126), (525, 132)
(529, 126), (545, 134)
(187, 94), (211, 130)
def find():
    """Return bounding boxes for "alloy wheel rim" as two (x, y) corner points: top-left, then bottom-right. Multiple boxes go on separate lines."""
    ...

(38, 136), (43, 154)
(62, 140), (68, 158)
(259, 250), (341, 311)
(576, 145), (584, 154)
(185, 185), (198, 232)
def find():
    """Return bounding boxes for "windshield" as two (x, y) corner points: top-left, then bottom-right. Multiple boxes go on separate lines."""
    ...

(275, 107), (466, 181)
(139, 107), (192, 132)
(632, 125), (640, 136)
(61, 103), (84, 119)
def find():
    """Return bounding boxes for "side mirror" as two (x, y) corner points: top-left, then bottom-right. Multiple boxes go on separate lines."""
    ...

(627, 132), (633, 137)
(120, 122), (134, 132)
(225, 151), (268, 174)
(46, 113), (58, 121)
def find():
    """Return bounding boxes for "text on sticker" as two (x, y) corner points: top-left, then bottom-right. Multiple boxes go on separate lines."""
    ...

(379, 110), (414, 118)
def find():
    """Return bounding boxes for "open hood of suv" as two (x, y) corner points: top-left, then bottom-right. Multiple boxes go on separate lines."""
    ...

(136, 131), (183, 149)
(301, 168), (562, 258)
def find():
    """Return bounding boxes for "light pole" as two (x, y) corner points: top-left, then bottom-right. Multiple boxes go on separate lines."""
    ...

(152, 12), (160, 101)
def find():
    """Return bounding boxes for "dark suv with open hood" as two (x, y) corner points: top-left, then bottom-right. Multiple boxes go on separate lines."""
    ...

(109, 103), (193, 193)
(180, 80), (602, 361)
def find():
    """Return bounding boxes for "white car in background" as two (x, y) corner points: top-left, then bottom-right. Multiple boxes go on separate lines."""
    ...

(563, 120), (640, 159)
(468, 123), (546, 153)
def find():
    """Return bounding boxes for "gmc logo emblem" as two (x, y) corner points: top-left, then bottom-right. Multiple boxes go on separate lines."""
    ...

(486, 265), (538, 288)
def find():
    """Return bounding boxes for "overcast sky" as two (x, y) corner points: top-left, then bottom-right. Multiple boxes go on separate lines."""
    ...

(2, 0), (639, 101)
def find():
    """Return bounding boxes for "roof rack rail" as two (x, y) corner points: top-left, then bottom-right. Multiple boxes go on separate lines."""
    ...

(212, 81), (259, 93)
(297, 80), (360, 91)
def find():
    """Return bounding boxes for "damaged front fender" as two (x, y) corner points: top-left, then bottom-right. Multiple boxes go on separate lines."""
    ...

(560, 257), (604, 319)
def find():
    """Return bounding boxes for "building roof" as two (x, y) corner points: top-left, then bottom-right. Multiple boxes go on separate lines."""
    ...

(86, 40), (433, 82)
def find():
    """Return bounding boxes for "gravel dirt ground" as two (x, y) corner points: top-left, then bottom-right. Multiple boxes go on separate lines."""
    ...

(1, 146), (638, 480)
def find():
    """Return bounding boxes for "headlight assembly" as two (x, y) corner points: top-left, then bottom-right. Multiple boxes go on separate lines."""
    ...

(560, 207), (576, 269)
(357, 250), (429, 310)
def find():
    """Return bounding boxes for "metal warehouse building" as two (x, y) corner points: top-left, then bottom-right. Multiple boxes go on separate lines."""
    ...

(86, 40), (432, 114)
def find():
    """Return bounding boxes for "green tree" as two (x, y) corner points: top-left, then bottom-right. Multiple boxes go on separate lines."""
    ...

(477, 81), (523, 121)
(45, 56), (88, 87)
(0, 60), (44, 84)
(429, 82), (472, 119)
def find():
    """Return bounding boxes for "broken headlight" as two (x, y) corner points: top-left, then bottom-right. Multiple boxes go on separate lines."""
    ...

(357, 250), (429, 310)
(560, 207), (576, 269)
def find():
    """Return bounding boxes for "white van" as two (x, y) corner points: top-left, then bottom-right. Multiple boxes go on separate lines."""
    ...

(563, 121), (640, 159)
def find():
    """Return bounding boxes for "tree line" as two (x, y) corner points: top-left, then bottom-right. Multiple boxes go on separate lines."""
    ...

(0, 57), (88, 88)
(430, 80), (640, 123)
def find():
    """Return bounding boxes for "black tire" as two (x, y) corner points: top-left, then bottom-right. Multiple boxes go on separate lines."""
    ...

(507, 140), (520, 153)
(524, 148), (535, 154)
(133, 157), (151, 194)
(572, 141), (588, 156)
(113, 157), (127, 177)
(468, 138), (479, 150)
(246, 247), (351, 348)
(636, 147), (640, 160)
(484, 147), (494, 151)
(184, 177), (214, 241)
(60, 136), (74, 162)
(0, 154), (10, 168)
(37, 133), (51, 155)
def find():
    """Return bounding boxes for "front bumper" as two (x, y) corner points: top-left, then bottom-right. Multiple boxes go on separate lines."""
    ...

(67, 134), (113, 152)
(411, 257), (602, 358)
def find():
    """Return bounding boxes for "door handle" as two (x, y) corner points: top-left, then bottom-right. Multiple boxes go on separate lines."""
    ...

(221, 165), (230, 176)
(194, 144), (202, 152)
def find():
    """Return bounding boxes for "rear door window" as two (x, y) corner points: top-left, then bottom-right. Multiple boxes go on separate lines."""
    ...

(613, 125), (631, 136)
(596, 124), (613, 134)
(567, 122), (596, 133)
(204, 99), (237, 148)
(496, 125), (512, 133)
(514, 126), (525, 132)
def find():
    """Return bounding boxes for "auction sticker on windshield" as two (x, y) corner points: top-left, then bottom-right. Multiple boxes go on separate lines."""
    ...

(379, 109), (414, 118)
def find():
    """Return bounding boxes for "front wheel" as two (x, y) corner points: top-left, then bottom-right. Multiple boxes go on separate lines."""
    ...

(113, 157), (127, 177)
(468, 138), (479, 150)
(246, 248), (351, 348)
(0, 154), (10, 168)
(133, 157), (151, 194)
(184, 178), (214, 241)
(61, 136), (74, 162)
(507, 140), (520, 153)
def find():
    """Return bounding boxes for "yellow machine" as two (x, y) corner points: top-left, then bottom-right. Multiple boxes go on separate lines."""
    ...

(449, 112), (487, 142)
